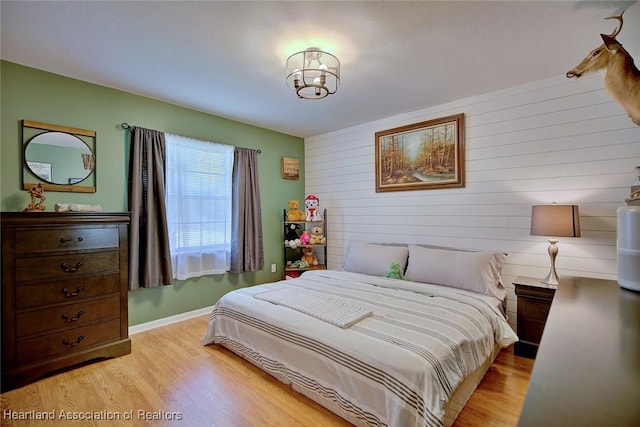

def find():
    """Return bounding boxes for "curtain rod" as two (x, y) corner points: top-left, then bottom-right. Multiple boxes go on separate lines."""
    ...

(117, 122), (261, 154)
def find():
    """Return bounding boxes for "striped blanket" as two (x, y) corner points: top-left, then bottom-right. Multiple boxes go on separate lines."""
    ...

(203, 270), (517, 427)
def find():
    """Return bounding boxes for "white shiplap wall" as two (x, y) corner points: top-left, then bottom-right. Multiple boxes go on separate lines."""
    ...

(304, 74), (640, 326)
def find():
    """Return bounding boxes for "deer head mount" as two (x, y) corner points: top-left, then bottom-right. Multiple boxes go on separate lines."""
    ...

(566, 12), (640, 126)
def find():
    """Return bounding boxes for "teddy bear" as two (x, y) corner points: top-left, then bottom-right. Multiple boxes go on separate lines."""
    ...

(287, 200), (306, 221)
(304, 194), (321, 221)
(309, 225), (326, 245)
(284, 223), (301, 249)
(300, 246), (318, 266)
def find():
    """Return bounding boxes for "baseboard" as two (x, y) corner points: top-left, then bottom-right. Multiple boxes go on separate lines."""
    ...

(128, 305), (214, 335)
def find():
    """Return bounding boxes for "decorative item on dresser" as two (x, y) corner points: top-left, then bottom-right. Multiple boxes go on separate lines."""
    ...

(1, 212), (131, 391)
(513, 276), (556, 359)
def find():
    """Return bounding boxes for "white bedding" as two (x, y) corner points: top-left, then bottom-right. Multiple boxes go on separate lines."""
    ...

(203, 270), (517, 427)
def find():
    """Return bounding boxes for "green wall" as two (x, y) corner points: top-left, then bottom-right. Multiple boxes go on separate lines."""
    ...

(1, 60), (305, 326)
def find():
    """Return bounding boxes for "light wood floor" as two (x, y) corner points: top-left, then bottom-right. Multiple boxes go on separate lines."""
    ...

(1, 315), (534, 426)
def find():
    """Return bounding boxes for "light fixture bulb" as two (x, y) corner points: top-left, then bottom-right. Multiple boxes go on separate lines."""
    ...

(319, 63), (328, 72)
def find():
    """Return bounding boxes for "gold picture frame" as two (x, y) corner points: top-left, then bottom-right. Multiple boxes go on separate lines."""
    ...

(375, 113), (465, 192)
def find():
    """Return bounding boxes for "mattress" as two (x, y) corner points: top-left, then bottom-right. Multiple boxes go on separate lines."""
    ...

(203, 270), (517, 427)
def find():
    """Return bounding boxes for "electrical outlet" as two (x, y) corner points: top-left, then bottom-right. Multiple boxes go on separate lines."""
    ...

(271, 263), (277, 273)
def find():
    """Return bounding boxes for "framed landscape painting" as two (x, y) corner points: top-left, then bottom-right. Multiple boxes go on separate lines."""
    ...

(375, 113), (465, 192)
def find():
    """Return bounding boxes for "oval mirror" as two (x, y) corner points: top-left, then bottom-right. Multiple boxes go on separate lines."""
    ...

(24, 132), (94, 185)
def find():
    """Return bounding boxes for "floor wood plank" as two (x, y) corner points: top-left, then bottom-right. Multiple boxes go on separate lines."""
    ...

(1, 315), (533, 426)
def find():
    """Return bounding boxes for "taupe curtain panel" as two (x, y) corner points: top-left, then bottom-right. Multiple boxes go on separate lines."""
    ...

(128, 127), (173, 289)
(230, 147), (264, 273)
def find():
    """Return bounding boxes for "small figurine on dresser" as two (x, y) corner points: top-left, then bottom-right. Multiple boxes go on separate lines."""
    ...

(23, 183), (46, 212)
(625, 165), (640, 206)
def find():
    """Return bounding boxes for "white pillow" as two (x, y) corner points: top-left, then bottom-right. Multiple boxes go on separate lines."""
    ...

(405, 245), (507, 299)
(342, 241), (409, 277)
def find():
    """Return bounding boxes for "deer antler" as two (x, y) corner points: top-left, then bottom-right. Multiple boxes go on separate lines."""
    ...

(605, 11), (624, 38)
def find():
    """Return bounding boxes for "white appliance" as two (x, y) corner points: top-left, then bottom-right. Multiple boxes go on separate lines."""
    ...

(617, 206), (640, 291)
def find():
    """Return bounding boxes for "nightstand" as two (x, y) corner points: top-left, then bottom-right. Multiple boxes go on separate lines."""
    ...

(513, 276), (556, 359)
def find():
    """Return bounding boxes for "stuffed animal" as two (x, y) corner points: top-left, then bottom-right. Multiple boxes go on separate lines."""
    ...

(284, 223), (302, 249)
(386, 262), (405, 280)
(287, 200), (306, 221)
(290, 260), (308, 269)
(304, 194), (321, 221)
(309, 225), (326, 245)
(300, 247), (318, 266)
(299, 230), (311, 245)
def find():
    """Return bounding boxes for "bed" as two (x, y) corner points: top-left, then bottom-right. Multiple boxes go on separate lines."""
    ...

(203, 243), (518, 427)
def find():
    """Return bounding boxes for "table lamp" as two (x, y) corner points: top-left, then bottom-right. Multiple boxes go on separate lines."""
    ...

(530, 204), (581, 285)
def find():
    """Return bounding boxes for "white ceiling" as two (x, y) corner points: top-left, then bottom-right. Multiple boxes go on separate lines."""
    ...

(1, 1), (638, 138)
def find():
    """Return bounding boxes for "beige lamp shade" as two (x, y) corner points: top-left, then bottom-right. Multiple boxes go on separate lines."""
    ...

(531, 205), (581, 237)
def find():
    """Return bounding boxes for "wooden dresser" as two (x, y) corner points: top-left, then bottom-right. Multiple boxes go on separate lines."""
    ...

(1, 212), (131, 391)
(518, 276), (640, 426)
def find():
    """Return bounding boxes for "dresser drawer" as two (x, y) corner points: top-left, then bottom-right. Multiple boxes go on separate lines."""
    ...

(523, 298), (551, 322)
(15, 251), (119, 283)
(16, 274), (120, 309)
(16, 296), (120, 337)
(17, 319), (121, 365)
(14, 227), (119, 255)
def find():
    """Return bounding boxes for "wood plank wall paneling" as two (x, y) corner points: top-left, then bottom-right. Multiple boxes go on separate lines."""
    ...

(304, 74), (640, 328)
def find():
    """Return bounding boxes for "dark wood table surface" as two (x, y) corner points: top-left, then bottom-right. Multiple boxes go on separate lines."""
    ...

(518, 276), (640, 427)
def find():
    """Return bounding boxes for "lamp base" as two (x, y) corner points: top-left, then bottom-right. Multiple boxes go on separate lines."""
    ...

(541, 238), (560, 285)
(541, 269), (560, 286)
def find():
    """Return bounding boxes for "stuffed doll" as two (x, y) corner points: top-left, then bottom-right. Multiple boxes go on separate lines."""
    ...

(309, 225), (326, 245)
(290, 260), (308, 269)
(300, 247), (318, 266)
(284, 223), (301, 249)
(304, 194), (321, 221)
(299, 230), (311, 245)
(386, 262), (405, 280)
(287, 200), (306, 221)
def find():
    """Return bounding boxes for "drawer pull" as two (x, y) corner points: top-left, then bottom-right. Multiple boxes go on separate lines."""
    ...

(61, 285), (84, 297)
(60, 236), (84, 243)
(61, 310), (85, 323)
(61, 261), (84, 273)
(62, 335), (85, 348)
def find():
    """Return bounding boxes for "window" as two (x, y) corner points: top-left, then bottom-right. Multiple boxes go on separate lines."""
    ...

(165, 133), (233, 279)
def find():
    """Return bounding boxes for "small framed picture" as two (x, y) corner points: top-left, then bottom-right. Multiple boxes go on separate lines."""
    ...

(281, 157), (300, 180)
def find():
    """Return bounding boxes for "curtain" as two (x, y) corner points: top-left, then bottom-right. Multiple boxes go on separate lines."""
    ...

(230, 147), (263, 273)
(165, 134), (233, 279)
(128, 127), (173, 289)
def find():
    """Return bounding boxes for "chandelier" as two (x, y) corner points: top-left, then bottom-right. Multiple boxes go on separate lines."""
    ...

(286, 47), (340, 99)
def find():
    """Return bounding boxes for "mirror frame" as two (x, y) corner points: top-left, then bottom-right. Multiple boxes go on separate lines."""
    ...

(22, 120), (96, 193)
